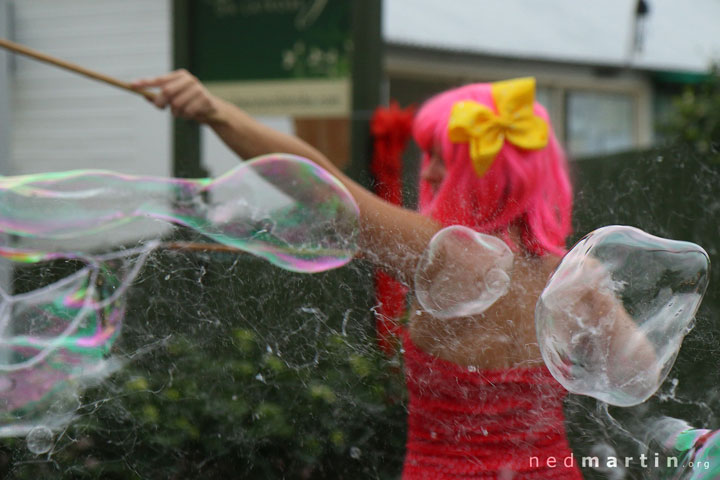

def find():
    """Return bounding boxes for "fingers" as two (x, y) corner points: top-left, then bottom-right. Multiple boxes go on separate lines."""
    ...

(131, 69), (186, 89)
(131, 71), (183, 109)
(170, 83), (211, 119)
(131, 69), (216, 120)
(163, 74), (197, 111)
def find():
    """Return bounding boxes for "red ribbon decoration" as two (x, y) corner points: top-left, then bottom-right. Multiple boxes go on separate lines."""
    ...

(369, 101), (415, 354)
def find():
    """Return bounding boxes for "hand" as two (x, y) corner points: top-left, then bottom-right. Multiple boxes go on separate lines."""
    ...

(131, 69), (222, 123)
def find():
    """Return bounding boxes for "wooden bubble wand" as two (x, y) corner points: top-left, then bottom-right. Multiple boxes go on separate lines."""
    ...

(0, 38), (246, 255)
(0, 37), (157, 101)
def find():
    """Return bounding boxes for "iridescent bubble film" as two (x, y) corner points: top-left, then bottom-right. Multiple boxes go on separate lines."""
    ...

(414, 225), (513, 319)
(536, 225), (710, 407)
(0, 154), (359, 441)
(0, 154), (359, 273)
(0, 245), (153, 437)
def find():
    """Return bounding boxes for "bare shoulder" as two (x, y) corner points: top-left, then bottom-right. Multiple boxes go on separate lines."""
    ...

(510, 252), (562, 292)
(408, 250), (563, 368)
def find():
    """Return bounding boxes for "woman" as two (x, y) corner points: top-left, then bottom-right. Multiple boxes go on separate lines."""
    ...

(133, 71), (583, 478)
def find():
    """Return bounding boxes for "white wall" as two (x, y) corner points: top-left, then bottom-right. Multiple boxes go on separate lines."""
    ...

(384, 0), (720, 73)
(0, 0), (13, 296)
(3, 0), (174, 251)
(0, 0), (10, 174)
(5, 0), (295, 179)
(8, 0), (172, 176)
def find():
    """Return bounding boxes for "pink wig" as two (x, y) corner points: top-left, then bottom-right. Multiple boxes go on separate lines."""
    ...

(412, 82), (572, 256)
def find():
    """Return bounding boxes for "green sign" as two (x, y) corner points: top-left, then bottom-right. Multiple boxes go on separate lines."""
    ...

(190, 0), (352, 115)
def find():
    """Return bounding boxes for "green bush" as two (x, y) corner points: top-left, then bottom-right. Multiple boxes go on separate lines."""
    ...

(1, 246), (407, 479)
(659, 66), (720, 162)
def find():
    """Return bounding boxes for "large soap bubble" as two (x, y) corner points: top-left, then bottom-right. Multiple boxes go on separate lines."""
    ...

(536, 225), (709, 407)
(415, 225), (513, 319)
(0, 245), (152, 437)
(0, 153), (359, 273)
(0, 153), (359, 438)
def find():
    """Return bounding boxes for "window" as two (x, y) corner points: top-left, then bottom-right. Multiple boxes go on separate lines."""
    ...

(566, 90), (635, 157)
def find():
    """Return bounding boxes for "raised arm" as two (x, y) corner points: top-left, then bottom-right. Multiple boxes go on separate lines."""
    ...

(132, 70), (441, 282)
(543, 257), (661, 402)
(133, 70), (327, 164)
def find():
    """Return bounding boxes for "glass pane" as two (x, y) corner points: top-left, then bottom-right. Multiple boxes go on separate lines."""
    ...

(567, 91), (635, 157)
(535, 86), (552, 113)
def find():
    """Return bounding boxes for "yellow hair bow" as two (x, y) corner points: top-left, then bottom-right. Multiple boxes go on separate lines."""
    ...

(447, 77), (549, 177)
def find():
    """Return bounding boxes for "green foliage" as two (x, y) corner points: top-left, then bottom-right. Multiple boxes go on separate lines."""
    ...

(0, 248), (407, 479)
(660, 67), (720, 162)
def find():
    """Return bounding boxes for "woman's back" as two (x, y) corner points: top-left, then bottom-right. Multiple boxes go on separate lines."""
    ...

(409, 251), (560, 369)
(402, 251), (583, 479)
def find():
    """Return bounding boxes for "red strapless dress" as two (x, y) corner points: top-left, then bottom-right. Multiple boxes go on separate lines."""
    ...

(402, 331), (583, 479)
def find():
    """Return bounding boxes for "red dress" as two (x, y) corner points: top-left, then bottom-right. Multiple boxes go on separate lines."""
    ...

(402, 331), (583, 479)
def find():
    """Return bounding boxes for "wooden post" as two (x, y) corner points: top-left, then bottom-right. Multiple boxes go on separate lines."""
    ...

(172, 0), (206, 179)
(348, 0), (383, 187)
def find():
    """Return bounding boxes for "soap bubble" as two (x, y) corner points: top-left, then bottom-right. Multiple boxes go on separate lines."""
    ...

(536, 225), (709, 407)
(349, 446), (361, 459)
(414, 225), (513, 319)
(25, 425), (54, 454)
(0, 154), (359, 435)
(646, 417), (720, 480)
(0, 154), (359, 273)
(0, 245), (150, 435)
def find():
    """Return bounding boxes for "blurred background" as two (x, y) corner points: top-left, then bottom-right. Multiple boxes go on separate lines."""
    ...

(2, 0), (718, 179)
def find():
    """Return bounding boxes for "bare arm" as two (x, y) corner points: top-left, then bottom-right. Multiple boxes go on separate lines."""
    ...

(132, 70), (441, 282)
(568, 260), (661, 391)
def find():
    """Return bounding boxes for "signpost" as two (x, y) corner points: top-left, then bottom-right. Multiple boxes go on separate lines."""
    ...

(191, 0), (352, 117)
(173, 0), (380, 179)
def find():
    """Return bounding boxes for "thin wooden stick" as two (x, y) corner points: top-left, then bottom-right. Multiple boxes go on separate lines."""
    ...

(0, 37), (156, 101)
(161, 241), (245, 254)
